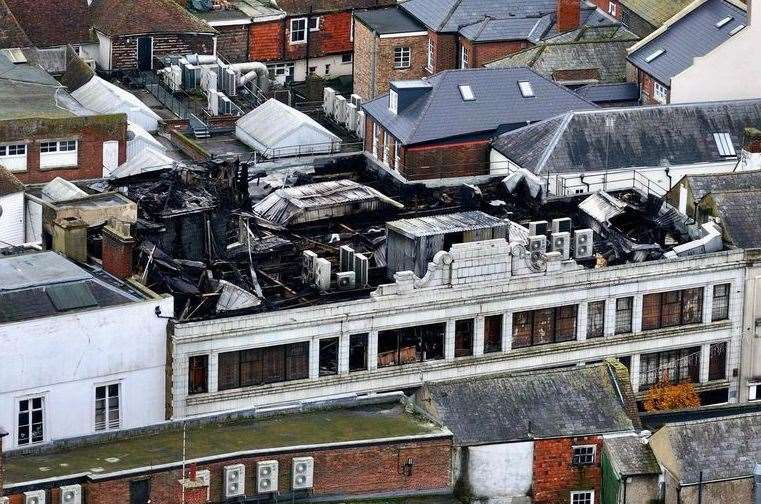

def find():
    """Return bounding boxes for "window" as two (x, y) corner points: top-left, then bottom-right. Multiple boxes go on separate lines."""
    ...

(308, 16), (320, 31)
(389, 89), (398, 113)
(188, 355), (208, 394)
(383, 132), (390, 165)
(484, 315), (503, 353)
(571, 491), (594, 504)
(518, 80), (534, 97)
(95, 384), (120, 431)
(60, 140), (76, 151)
(394, 46), (410, 69)
(0, 143), (28, 172)
(709, 342), (727, 381)
(394, 141), (401, 171)
(218, 342), (309, 390)
(608, 1), (617, 16)
(460, 45), (468, 69)
(290, 18), (307, 43)
(17, 397), (44, 446)
(644, 48), (665, 63)
(713, 132), (736, 157)
(308, 66), (317, 75)
(342, 53), (353, 63)
(653, 81), (668, 104)
(712, 283), (730, 321)
(512, 305), (578, 348)
(372, 123), (379, 159)
(455, 319), (474, 357)
(587, 301), (605, 338)
(349, 333), (368, 372)
(324, 64), (330, 75)
(39, 139), (78, 169)
(319, 338), (339, 376)
(378, 323), (445, 367)
(40, 141), (59, 153)
(571, 445), (596, 466)
(639, 346), (700, 389)
(427, 37), (434, 71)
(459, 84), (475, 101)
(615, 297), (633, 334)
(0, 143), (26, 156)
(642, 288), (703, 330)
(715, 16), (733, 28)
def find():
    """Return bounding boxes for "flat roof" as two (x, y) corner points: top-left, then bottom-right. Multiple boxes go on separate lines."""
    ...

(354, 7), (424, 35)
(387, 211), (507, 238)
(0, 252), (91, 291)
(4, 402), (448, 486)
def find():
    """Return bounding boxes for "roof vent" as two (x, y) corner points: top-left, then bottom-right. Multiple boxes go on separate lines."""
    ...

(459, 84), (475, 101)
(729, 24), (746, 36)
(644, 49), (665, 63)
(518, 81), (535, 97)
(715, 16), (733, 28)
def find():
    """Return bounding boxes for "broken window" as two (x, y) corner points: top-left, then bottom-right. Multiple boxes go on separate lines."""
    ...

(349, 333), (368, 372)
(484, 315), (503, 353)
(377, 323), (445, 368)
(614, 297), (633, 334)
(511, 306), (578, 348)
(319, 338), (339, 376)
(188, 355), (208, 394)
(709, 342), (727, 381)
(642, 288), (704, 330)
(587, 301), (605, 338)
(455, 319), (474, 357)
(639, 346), (700, 389)
(712, 284), (730, 321)
(218, 342), (309, 391)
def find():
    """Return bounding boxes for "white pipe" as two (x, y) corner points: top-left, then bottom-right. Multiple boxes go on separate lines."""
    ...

(232, 62), (269, 92)
(185, 53), (218, 65)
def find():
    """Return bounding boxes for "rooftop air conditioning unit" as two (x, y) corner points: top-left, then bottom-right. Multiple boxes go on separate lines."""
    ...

(292, 456), (314, 490)
(356, 110), (366, 139)
(182, 64), (201, 90)
(168, 65), (182, 91)
(528, 235), (547, 254)
(528, 220), (548, 237)
(219, 94), (233, 115)
(24, 491), (45, 504)
(551, 217), (572, 234)
(302, 250), (317, 284)
(224, 464), (246, 499)
(257, 460), (279, 494)
(334, 95), (347, 123)
(574, 229), (594, 259)
(354, 253), (369, 287)
(60, 485), (82, 504)
(339, 245), (355, 272)
(224, 67), (238, 96)
(551, 231), (571, 260)
(208, 89), (219, 115)
(314, 258), (332, 292)
(323, 87), (336, 116)
(350, 93), (362, 108)
(345, 103), (358, 131)
(201, 67), (218, 92)
(336, 271), (356, 290)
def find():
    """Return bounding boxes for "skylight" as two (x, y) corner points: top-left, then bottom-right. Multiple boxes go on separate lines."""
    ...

(729, 24), (746, 36)
(644, 49), (665, 63)
(715, 16), (733, 28)
(459, 85), (475, 101)
(713, 132), (736, 157)
(518, 81), (535, 98)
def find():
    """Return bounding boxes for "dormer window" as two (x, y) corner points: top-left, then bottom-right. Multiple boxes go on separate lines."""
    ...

(459, 85), (475, 101)
(389, 90), (398, 114)
(518, 81), (534, 97)
(644, 49), (665, 63)
(715, 16), (733, 28)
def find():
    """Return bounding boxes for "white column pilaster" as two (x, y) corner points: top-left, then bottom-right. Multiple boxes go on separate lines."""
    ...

(632, 294), (643, 333)
(604, 298), (617, 336)
(700, 344), (711, 383)
(577, 303), (588, 342)
(445, 320), (456, 360)
(703, 284), (714, 323)
(630, 353), (641, 393)
(208, 352), (219, 393)
(309, 339), (320, 380)
(502, 312), (513, 352)
(473, 315), (485, 357)
(368, 330), (379, 370)
(338, 333), (350, 374)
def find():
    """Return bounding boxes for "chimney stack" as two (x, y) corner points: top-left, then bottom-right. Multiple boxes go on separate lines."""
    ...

(52, 217), (88, 263)
(741, 127), (761, 170)
(556, 0), (581, 32)
(102, 219), (135, 279)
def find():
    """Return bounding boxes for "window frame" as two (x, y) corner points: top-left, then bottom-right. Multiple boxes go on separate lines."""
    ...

(608, 1), (617, 16)
(0, 143), (26, 157)
(218, 342), (310, 391)
(512, 305), (578, 348)
(460, 45), (469, 69)
(426, 37), (434, 72)
(615, 297), (633, 334)
(94, 382), (120, 431)
(17, 395), (45, 447)
(571, 445), (596, 466)
(653, 80), (668, 104)
(318, 337), (339, 377)
(570, 490), (594, 504)
(711, 283), (730, 321)
(349, 333), (369, 372)
(642, 288), (704, 331)
(587, 300), (605, 339)
(708, 341), (727, 381)
(290, 17), (307, 44)
(639, 346), (701, 389)
(393, 46), (411, 69)
(308, 16), (320, 32)
(188, 354), (209, 395)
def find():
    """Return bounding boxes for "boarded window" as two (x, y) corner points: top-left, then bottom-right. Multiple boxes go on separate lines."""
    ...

(349, 333), (368, 372)
(484, 315), (503, 353)
(188, 355), (208, 394)
(378, 323), (445, 367)
(615, 297), (633, 334)
(639, 346), (700, 389)
(712, 284), (730, 321)
(587, 301), (605, 338)
(455, 319), (474, 357)
(218, 342), (308, 391)
(708, 342), (727, 381)
(319, 338), (339, 376)
(642, 288), (704, 330)
(511, 305), (578, 348)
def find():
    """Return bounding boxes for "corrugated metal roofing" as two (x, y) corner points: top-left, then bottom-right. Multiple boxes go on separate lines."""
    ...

(71, 76), (161, 132)
(387, 210), (505, 238)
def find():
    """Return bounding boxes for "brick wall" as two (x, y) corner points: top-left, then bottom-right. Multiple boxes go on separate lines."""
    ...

(250, 20), (285, 61)
(353, 20), (376, 99)
(593, 0), (622, 19)
(635, 68), (669, 105)
(284, 11), (354, 61)
(532, 436), (603, 504)
(460, 37), (530, 67)
(215, 24), (250, 62)
(111, 33), (215, 70)
(431, 31), (457, 72)
(0, 115), (127, 184)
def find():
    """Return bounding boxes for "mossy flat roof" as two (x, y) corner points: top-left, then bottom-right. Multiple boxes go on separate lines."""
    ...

(4, 403), (448, 486)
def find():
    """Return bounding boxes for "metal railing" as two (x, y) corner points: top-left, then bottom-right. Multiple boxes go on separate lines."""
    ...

(258, 140), (362, 159)
(552, 168), (670, 198)
(138, 70), (208, 125)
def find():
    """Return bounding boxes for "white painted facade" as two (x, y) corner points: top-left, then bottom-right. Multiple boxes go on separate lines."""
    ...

(465, 443), (534, 499)
(0, 191), (24, 247)
(170, 239), (745, 419)
(740, 257), (761, 402)
(0, 295), (174, 450)
(291, 53), (354, 82)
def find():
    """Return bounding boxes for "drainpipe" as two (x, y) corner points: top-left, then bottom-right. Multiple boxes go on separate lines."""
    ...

(698, 470), (704, 504)
(579, 173), (590, 193)
(753, 463), (761, 504)
(622, 476), (629, 504)
(305, 6), (312, 79)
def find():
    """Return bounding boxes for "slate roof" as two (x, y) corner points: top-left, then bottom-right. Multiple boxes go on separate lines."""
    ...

(355, 7), (426, 35)
(362, 68), (596, 146)
(654, 412), (761, 484)
(682, 170), (761, 202)
(275, 0), (396, 16)
(421, 363), (636, 445)
(4, 0), (91, 46)
(576, 82), (641, 103)
(400, 0), (559, 33)
(604, 435), (661, 476)
(0, 166), (23, 196)
(0, 0), (30, 48)
(620, 0), (693, 28)
(628, 0), (747, 85)
(708, 189), (761, 249)
(491, 99), (761, 175)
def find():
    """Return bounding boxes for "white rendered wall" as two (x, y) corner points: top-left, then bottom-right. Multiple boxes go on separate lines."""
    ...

(0, 192), (24, 247)
(466, 443), (534, 498)
(291, 54), (353, 82)
(0, 295), (173, 449)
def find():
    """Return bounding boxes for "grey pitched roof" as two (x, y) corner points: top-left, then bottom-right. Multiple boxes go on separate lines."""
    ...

(400, 0), (558, 33)
(604, 435), (661, 476)
(620, 0), (693, 28)
(655, 412), (761, 484)
(422, 363), (636, 445)
(682, 170), (761, 202)
(458, 14), (553, 43)
(492, 99), (761, 175)
(628, 0), (746, 85)
(354, 7), (424, 35)
(575, 82), (641, 103)
(709, 189), (761, 249)
(362, 68), (596, 146)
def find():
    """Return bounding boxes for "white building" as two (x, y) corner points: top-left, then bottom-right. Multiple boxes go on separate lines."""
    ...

(0, 168), (25, 248)
(0, 252), (173, 449)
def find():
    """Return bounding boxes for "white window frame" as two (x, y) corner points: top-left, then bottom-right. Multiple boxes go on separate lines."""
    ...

(608, 1), (617, 16)
(394, 46), (411, 69)
(17, 395), (45, 447)
(459, 84), (475, 101)
(427, 37), (434, 72)
(383, 131), (390, 166)
(653, 81), (668, 104)
(39, 139), (78, 169)
(290, 17), (307, 44)
(460, 45), (469, 69)
(570, 490), (594, 504)
(389, 90), (398, 114)
(94, 382), (121, 431)
(571, 444), (597, 465)
(372, 123), (379, 159)
(713, 132), (736, 157)
(0, 142), (28, 172)
(308, 16), (320, 31)
(394, 141), (401, 171)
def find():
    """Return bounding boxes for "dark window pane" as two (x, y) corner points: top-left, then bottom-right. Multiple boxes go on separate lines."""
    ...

(682, 288), (703, 325)
(262, 345), (286, 383)
(377, 324), (444, 367)
(712, 284), (730, 321)
(108, 384), (119, 397)
(319, 338), (339, 376)
(286, 342), (309, 380)
(555, 305), (577, 342)
(533, 308), (555, 345)
(455, 319), (474, 357)
(709, 342), (727, 381)
(587, 301), (605, 338)
(642, 293), (661, 330)
(512, 311), (532, 348)
(615, 297), (633, 334)
(349, 333), (368, 371)
(188, 355), (209, 394)
(19, 399), (28, 411)
(484, 315), (502, 353)
(217, 351), (240, 391)
(661, 290), (682, 327)
(96, 386), (106, 399)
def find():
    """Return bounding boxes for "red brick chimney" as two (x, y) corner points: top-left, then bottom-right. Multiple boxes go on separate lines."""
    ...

(557, 0), (581, 32)
(102, 220), (135, 279)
